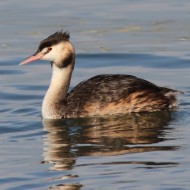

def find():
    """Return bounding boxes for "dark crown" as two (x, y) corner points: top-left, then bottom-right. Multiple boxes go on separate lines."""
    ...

(37, 31), (70, 52)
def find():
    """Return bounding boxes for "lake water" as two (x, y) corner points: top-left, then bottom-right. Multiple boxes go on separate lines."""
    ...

(1, 0), (190, 189)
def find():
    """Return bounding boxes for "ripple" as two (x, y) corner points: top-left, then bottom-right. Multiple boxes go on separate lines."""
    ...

(76, 53), (190, 69)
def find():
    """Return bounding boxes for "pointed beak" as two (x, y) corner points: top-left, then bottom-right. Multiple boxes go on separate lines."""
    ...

(19, 52), (44, 66)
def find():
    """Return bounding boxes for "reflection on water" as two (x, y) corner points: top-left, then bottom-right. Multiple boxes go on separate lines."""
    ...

(42, 112), (178, 189)
(1, 0), (190, 188)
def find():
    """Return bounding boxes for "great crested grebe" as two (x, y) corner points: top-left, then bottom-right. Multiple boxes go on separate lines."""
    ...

(20, 31), (181, 119)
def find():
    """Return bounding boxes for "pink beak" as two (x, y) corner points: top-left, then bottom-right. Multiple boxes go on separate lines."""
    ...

(19, 52), (44, 66)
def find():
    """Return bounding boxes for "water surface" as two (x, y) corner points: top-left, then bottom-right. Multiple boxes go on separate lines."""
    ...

(0, 0), (190, 189)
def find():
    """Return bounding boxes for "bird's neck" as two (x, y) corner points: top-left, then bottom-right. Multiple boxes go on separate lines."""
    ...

(42, 61), (74, 119)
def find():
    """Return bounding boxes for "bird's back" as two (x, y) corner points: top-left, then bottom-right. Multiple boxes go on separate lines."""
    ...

(66, 74), (180, 117)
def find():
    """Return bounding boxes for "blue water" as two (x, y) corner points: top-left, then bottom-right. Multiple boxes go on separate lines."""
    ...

(1, 0), (190, 189)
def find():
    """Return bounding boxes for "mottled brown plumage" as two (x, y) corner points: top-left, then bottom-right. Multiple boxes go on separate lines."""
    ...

(66, 74), (179, 117)
(20, 31), (182, 119)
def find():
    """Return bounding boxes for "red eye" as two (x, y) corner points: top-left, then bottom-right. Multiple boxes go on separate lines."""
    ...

(44, 47), (52, 55)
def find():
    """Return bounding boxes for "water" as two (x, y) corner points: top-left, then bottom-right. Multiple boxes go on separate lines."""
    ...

(1, 0), (190, 189)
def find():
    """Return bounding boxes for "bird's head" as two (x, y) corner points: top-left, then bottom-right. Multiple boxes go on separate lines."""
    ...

(20, 31), (75, 68)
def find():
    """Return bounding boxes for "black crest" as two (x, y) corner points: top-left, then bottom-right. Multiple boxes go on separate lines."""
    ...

(37, 31), (70, 52)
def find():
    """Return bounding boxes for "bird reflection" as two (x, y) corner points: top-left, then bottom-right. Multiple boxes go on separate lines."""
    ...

(42, 112), (178, 189)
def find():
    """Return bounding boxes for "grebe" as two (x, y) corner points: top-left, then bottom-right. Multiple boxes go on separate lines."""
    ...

(20, 31), (181, 119)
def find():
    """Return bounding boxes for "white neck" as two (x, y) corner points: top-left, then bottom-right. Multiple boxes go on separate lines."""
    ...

(42, 62), (74, 119)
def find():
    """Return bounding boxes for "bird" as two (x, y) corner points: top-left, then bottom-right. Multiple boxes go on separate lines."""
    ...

(20, 31), (182, 119)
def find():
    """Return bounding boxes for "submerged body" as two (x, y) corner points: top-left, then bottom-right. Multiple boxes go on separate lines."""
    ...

(20, 31), (181, 119)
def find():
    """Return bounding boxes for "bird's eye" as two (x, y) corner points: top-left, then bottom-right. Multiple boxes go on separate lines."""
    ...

(47, 47), (52, 52)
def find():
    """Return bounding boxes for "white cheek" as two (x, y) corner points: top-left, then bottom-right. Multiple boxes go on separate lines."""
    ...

(41, 53), (54, 61)
(40, 43), (65, 62)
